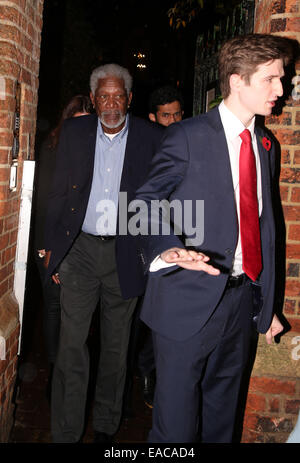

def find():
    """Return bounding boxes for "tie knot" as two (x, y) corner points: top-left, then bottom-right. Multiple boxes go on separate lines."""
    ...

(240, 129), (252, 144)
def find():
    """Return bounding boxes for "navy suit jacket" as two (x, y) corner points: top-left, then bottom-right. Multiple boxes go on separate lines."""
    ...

(44, 113), (163, 299)
(135, 106), (276, 341)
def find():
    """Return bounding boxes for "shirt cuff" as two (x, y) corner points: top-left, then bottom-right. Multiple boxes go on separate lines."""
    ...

(149, 255), (177, 272)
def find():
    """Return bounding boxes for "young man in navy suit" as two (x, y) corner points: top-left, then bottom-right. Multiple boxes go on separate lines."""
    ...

(135, 34), (292, 442)
(44, 64), (162, 443)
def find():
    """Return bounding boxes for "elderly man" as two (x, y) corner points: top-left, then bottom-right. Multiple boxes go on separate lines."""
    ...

(44, 64), (162, 443)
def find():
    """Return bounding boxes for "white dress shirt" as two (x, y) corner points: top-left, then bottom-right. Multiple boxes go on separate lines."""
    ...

(150, 101), (263, 274)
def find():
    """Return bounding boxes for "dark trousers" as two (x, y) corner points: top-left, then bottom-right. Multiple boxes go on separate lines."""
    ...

(138, 324), (155, 377)
(149, 280), (255, 443)
(35, 254), (61, 364)
(51, 232), (137, 443)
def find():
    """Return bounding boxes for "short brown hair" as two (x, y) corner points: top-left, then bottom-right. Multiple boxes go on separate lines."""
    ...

(218, 34), (292, 99)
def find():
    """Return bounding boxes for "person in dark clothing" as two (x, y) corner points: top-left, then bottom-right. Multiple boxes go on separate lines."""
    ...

(134, 86), (185, 409)
(34, 95), (92, 374)
(148, 85), (184, 127)
(43, 64), (163, 443)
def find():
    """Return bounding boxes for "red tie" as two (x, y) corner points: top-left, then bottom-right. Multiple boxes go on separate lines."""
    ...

(239, 129), (262, 281)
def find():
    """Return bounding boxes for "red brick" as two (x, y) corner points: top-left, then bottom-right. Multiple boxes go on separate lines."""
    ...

(284, 298), (296, 314)
(287, 262), (299, 277)
(285, 399), (300, 414)
(280, 167), (300, 183)
(291, 187), (300, 202)
(0, 5), (20, 25)
(271, 0), (286, 14)
(4, 214), (18, 232)
(269, 397), (280, 413)
(0, 233), (9, 251)
(0, 131), (14, 148)
(281, 149), (291, 164)
(289, 224), (300, 240)
(270, 18), (286, 32)
(272, 129), (300, 145)
(285, 279), (300, 296)
(258, 416), (294, 433)
(0, 149), (10, 163)
(267, 111), (292, 125)
(287, 317), (300, 332)
(246, 393), (266, 412)
(283, 205), (300, 221)
(280, 184), (290, 201)
(249, 377), (296, 395)
(286, 0), (300, 12)
(0, 96), (16, 112)
(286, 17), (300, 32)
(0, 167), (10, 183)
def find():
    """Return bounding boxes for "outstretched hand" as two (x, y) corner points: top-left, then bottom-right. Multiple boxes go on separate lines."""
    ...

(161, 247), (220, 275)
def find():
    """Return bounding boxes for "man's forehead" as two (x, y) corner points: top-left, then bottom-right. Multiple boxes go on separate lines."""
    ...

(96, 76), (126, 89)
(157, 101), (181, 112)
(254, 58), (284, 77)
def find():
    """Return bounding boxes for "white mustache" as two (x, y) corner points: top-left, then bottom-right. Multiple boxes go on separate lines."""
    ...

(101, 110), (122, 116)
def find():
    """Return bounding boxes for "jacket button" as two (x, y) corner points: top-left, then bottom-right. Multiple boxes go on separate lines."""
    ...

(71, 207), (75, 212)
(66, 230), (70, 236)
(225, 248), (232, 255)
(72, 184), (77, 189)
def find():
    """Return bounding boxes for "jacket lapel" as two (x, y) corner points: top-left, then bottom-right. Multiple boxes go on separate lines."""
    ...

(206, 107), (236, 195)
(255, 126), (271, 217)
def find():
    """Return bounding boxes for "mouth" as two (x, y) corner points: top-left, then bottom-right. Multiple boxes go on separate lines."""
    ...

(102, 111), (122, 117)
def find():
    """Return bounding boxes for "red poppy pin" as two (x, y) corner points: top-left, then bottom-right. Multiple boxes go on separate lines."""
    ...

(262, 137), (271, 151)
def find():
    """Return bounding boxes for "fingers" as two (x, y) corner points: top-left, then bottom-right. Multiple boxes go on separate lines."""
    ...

(52, 273), (60, 285)
(265, 329), (273, 345)
(177, 260), (220, 275)
(162, 248), (209, 264)
(265, 314), (284, 344)
(161, 247), (220, 275)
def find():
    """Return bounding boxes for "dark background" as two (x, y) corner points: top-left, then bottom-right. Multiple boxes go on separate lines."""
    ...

(36, 0), (241, 141)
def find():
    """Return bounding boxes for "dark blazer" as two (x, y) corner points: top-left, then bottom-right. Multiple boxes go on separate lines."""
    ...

(136, 106), (276, 341)
(34, 139), (57, 251)
(44, 113), (163, 299)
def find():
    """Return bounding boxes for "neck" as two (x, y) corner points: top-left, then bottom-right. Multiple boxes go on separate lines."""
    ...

(223, 96), (255, 128)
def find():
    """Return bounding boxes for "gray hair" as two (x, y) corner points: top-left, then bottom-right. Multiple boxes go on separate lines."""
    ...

(90, 63), (133, 97)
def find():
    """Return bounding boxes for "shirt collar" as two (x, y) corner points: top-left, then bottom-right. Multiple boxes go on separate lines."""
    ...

(218, 100), (255, 142)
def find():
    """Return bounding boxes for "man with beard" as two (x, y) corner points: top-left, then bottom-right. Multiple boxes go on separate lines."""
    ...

(44, 64), (163, 443)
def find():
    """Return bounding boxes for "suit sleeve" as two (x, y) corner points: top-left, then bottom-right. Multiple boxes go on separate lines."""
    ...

(44, 123), (70, 251)
(135, 122), (189, 271)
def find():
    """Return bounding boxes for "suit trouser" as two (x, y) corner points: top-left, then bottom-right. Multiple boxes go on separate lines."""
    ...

(149, 280), (255, 443)
(51, 232), (137, 442)
(35, 253), (61, 364)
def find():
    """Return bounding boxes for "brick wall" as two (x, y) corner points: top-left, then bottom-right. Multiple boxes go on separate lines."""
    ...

(241, 0), (300, 443)
(0, 0), (43, 442)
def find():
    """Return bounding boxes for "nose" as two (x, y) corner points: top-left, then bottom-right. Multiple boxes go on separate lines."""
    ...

(106, 96), (118, 108)
(275, 78), (283, 97)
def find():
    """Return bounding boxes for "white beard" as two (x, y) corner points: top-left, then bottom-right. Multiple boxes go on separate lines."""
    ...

(99, 111), (126, 129)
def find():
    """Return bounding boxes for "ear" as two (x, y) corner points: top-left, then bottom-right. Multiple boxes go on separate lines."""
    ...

(90, 91), (95, 107)
(229, 74), (243, 94)
(149, 113), (156, 123)
(128, 92), (133, 108)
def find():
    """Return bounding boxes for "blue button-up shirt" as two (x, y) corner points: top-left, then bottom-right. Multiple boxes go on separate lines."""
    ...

(82, 115), (129, 235)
